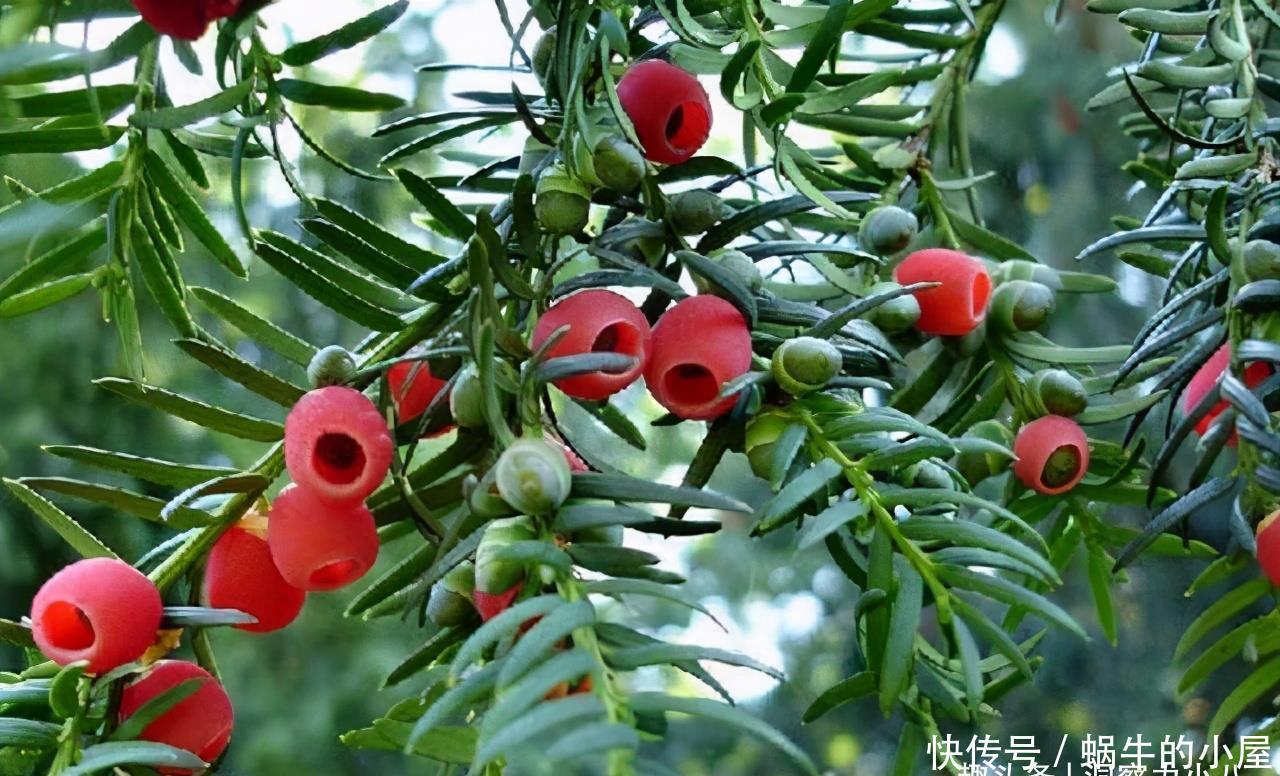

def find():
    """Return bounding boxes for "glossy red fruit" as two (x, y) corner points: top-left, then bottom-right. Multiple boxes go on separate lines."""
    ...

(893, 249), (993, 336)
(284, 387), (393, 505)
(119, 661), (233, 774)
(473, 581), (522, 622)
(131, 0), (242, 40)
(202, 521), (305, 633)
(387, 361), (450, 424)
(645, 295), (752, 420)
(616, 60), (712, 165)
(267, 486), (379, 592)
(1013, 415), (1089, 495)
(1181, 344), (1272, 445)
(1256, 510), (1280, 585)
(532, 290), (651, 401)
(30, 558), (162, 674)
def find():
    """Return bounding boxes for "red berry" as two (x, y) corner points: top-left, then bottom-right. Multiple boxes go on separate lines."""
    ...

(893, 249), (993, 336)
(267, 486), (379, 592)
(1012, 415), (1089, 495)
(130, 0), (242, 40)
(30, 558), (162, 674)
(1256, 511), (1280, 585)
(616, 60), (712, 165)
(119, 661), (233, 774)
(284, 386), (393, 505)
(202, 522), (305, 633)
(1181, 344), (1272, 445)
(532, 290), (651, 401)
(473, 581), (522, 622)
(645, 295), (752, 420)
(387, 361), (450, 424)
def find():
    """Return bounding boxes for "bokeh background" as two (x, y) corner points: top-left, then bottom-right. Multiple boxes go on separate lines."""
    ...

(0, 0), (1249, 773)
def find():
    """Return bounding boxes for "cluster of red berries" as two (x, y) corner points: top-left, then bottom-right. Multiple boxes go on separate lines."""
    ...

(29, 559), (234, 770)
(131, 0), (244, 40)
(534, 289), (752, 420)
(25, 382), (403, 767)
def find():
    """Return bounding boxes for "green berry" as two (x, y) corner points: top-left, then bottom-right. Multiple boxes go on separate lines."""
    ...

(531, 26), (557, 87)
(1029, 368), (1087, 418)
(669, 190), (722, 235)
(307, 345), (356, 388)
(745, 410), (789, 480)
(450, 365), (486, 429)
(494, 438), (572, 515)
(1244, 239), (1280, 281)
(863, 281), (921, 334)
(428, 564), (478, 627)
(990, 279), (1056, 332)
(693, 249), (763, 296)
(593, 136), (647, 192)
(475, 517), (537, 594)
(536, 166), (591, 235)
(955, 419), (1014, 486)
(772, 336), (842, 396)
(858, 206), (918, 255)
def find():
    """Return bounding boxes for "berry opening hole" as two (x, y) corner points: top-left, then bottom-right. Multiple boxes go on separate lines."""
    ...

(313, 433), (366, 486)
(311, 560), (359, 588)
(664, 363), (720, 408)
(665, 101), (710, 154)
(1040, 445), (1083, 489)
(41, 601), (95, 651)
(590, 322), (644, 360)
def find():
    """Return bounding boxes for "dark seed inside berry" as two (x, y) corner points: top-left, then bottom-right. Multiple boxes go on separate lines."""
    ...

(1041, 445), (1082, 488)
(591, 324), (622, 353)
(665, 363), (720, 407)
(313, 433), (366, 485)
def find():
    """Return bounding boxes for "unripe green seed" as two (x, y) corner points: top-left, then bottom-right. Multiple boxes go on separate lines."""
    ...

(427, 584), (477, 627)
(307, 345), (356, 388)
(858, 205), (918, 255)
(772, 336), (842, 396)
(863, 281), (921, 334)
(1029, 368), (1088, 418)
(745, 410), (789, 480)
(1041, 447), (1083, 489)
(990, 279), (1056, 332)
(669, 190), (722, 235)
(441, 560), (476, 597)
(593, 136), (647, 193)
(955, 419), (1014, 486)
(1244, 239), (1280, 281)
(531, 26), (557, 87)
(949, 321), (987, 357)
(495, 438), (572, 515)
(536, 166), (591, 235)
(693, 249), (763, 296)
(993, 259), (1062, 290)
(475, 516), (536, 594)
(450, 365), (486, 429)
(909, 460), (954, 490)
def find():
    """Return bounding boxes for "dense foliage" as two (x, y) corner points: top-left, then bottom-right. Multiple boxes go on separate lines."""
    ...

(0, 0), (1275, 774)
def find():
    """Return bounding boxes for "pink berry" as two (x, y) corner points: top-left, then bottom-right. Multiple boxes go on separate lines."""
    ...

(267, 486), (379, 591)
(1012, 415), (1089, 495)
(645, 295), (752, 420)
(202, 523), (305, 633)
(387, 360), (451, 424)
(532, 290), (651, 401)
(119, 661), (233, 774)
(1181, 344), (1272, 445)
(284, 386), (393, 505)
(30, 558), (162, 674)
(893, 249), (993, 336)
